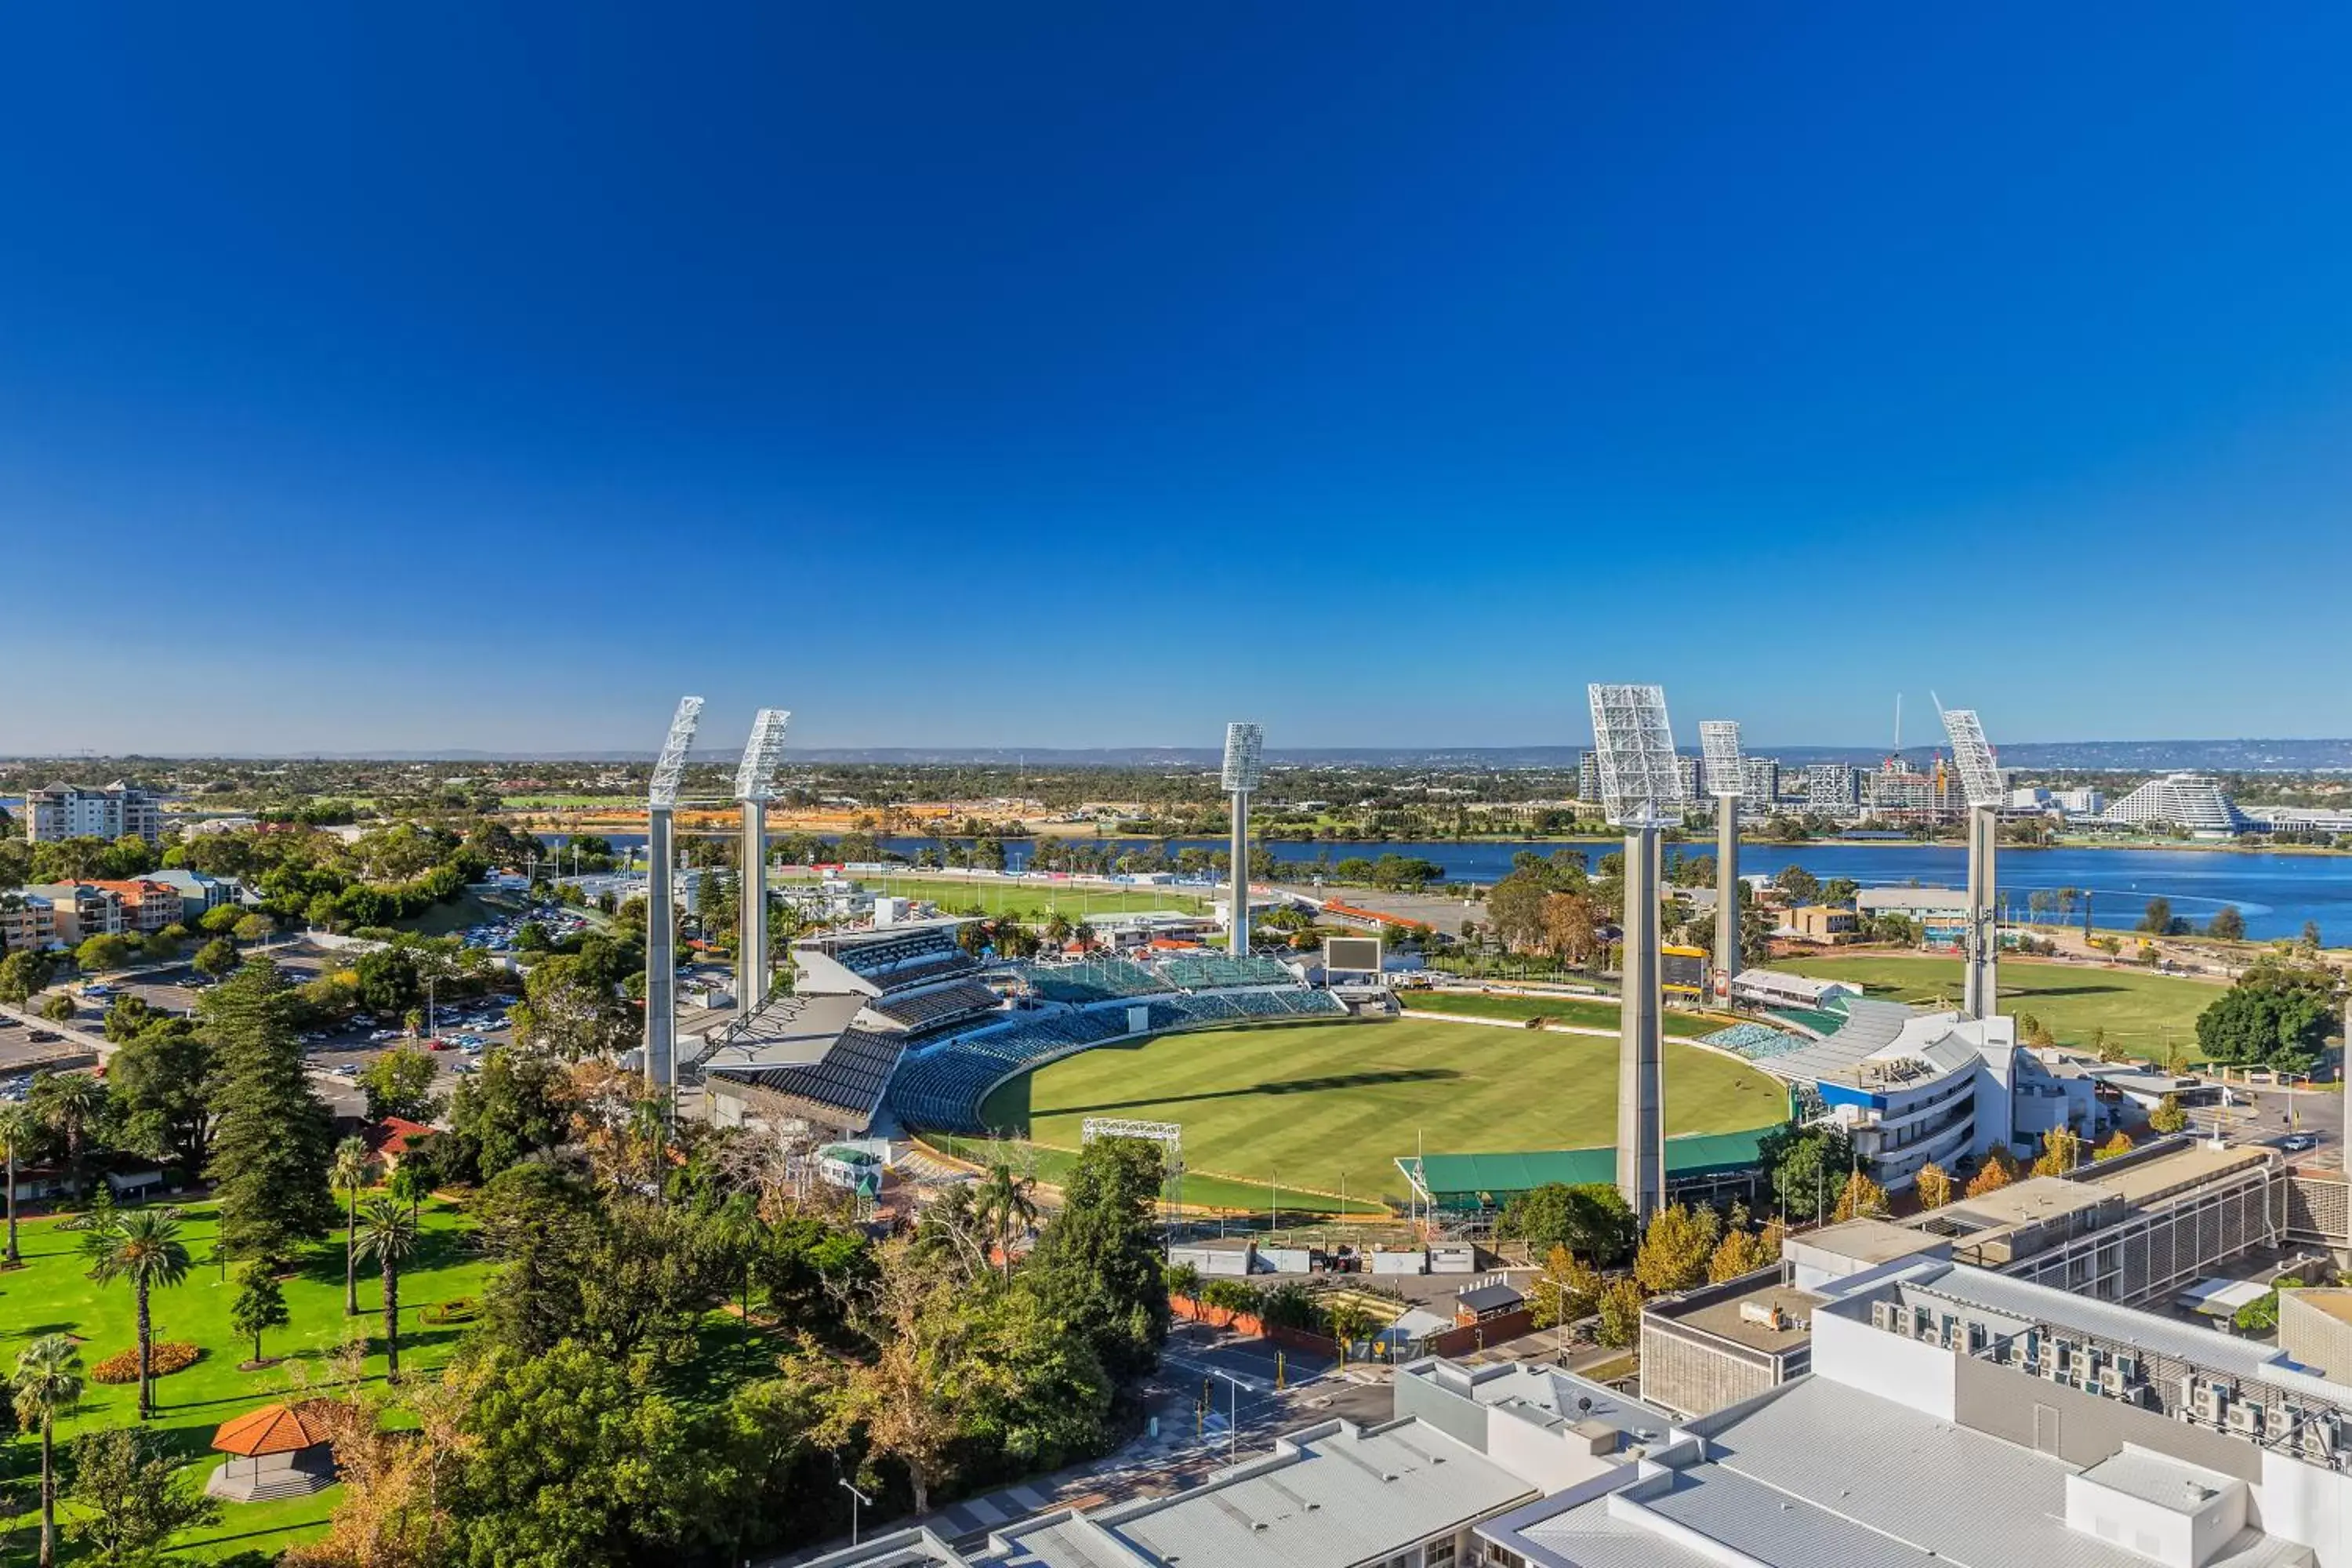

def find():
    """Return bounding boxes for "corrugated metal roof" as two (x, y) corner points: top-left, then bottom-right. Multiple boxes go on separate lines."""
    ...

(1904, 1263), (2282, 1379)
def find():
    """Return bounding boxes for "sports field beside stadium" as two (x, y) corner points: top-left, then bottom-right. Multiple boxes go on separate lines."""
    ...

(773, 874), (1204, 919)
(972, 1016), (1788, 1210)
(1397, 990), (1723, 1036)
(1779, 953), (2223, 1059)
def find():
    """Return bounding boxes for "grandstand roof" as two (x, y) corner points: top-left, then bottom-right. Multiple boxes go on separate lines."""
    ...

(707, 1025), (908, 1131)
(1399, 1127), (1783, 1203)
(695, 991), (867, 1071)
(1759, 1000), (2002, 1092)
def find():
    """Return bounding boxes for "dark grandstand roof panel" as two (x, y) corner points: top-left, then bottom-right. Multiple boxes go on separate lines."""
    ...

(710, 1026), (906, 1128)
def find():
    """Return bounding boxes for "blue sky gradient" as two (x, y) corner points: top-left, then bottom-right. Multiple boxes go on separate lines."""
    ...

(8, 4), (2352, 753)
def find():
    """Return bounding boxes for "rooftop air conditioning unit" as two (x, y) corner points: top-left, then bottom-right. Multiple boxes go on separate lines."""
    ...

(1872, 1301), (1902, 1334)
(2098, 1365), (2127, 1399)
(2190, 1382), (2225, 1428)
(2228, 1401), (2263, 1438)
(2303, 1415), (2338, 1462)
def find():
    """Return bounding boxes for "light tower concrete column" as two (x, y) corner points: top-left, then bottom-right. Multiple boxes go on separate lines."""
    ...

(1617, 825), (1666, 1218)
(738, 800), (768, 1021)
(644, 805), (677, 1102)
(1228, 790), (1250, 956)
(1713, 797), (1741, 997)
(1965, 805), (1999, 1019)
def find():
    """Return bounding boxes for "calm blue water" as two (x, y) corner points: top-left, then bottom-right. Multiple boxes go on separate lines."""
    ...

(538, 830), (2352, 943)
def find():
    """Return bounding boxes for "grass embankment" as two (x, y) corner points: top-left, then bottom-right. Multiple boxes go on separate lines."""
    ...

(1397, 990), (1722, 1037)
(0, 1197), (488, 1562)
(971, 1017), (1784, 1209)
(1780, 953), (2220, 1058)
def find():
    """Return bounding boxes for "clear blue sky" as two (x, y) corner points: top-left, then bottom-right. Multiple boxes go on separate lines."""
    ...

(9, 4), (2351, 755)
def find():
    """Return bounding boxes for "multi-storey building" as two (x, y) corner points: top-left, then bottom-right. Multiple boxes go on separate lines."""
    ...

(23, 883), (126, 945)
(85, 880), (184, 935)
(0, 893), (57, 953)
(1577, 750), (1601, 804)
(2104, 774), (2250, 839)
(25, 782), (162, 844)
(1740, 755), (1779, 804)
(1803, 762), (1860, 813)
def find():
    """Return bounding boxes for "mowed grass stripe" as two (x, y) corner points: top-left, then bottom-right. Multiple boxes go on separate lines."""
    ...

(976, 1018), (1786, 1206)
(1399, 991), (1721, 1036)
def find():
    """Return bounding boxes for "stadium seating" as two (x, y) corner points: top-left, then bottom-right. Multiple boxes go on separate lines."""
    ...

(1150, 953), (1295, 991)
(866, 980), (1003, 1032)
(1013, 957), (1169, 1004)
(883, 982), (1348, 1134)
(1698, 1022), (1812, 1062)
(820, 927), (966, 981)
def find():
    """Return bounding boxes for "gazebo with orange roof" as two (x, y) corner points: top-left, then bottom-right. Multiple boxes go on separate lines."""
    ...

(205, 1400), (340, 1501)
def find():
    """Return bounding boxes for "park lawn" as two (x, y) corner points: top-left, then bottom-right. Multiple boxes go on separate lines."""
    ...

(975, 1017), (1786, 1209)
(1779, 953), (2223, 1058)
(1397, 991), (1720, 1037)
(1, 1195), (490, 1563)
(773, 874), (1204, 920)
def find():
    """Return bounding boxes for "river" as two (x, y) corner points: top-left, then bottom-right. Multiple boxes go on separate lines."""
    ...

(535, 829), (2352, 944)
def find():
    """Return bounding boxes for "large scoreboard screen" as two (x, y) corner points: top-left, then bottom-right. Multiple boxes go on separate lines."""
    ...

(1661, 945), (1709, 996)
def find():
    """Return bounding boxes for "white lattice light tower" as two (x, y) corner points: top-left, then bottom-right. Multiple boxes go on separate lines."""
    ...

(1222, 723), (1265, 956)
(644, 695), (705, 1109)
(1699, 720), (1745, 998)
(1589, 684), (1684, 1221)
(1940, 702), (2005, 1021)
(734, 708), (791, 1022)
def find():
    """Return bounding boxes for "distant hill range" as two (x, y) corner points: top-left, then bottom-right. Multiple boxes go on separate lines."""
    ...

(18, 739), (2352, 771)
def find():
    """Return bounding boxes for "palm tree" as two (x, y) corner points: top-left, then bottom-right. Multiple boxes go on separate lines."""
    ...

(0, 1102), (34, 1266)
(12, 1334), (83, 1568)
(32, 1073), (107, 1190)
(85, 1208), (191, 1419)
(974, 1163), (1037, 1281)
(354, 1196), (422, 1380)
(332, 1136), (371, 1316)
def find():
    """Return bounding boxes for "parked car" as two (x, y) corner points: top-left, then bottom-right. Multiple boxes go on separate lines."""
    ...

(2282, 1133), (2320, 1152)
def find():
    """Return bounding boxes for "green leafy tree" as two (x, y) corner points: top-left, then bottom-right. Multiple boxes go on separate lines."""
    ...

(1757, 1121), (1855, 1224)
(106, 1019), (216, 1170)
(1022, 1134), (1171, 1382)
(2150, 1094), (2189, 1134)
(201, 958), (336, 1267)
(510, 953), (633, 1059)
(2196, 961), (2338, 1070)
(0, 949), (57, 1004)
(354, 1196), (422, 1379)
(12, 1334), (84, 1568)
(332, 1135), (372, 1316)
(1595, 1277), (1646, 1348)
(65, 1423), (222, 1563)
(361, 1046), (442, 1123)
(230, 1261), (292, 1364)
(0, 1102), (34, 1265)
(85, 1208), (193, 1419)
(74, 934), (135, 973)
(38, 993), (74, 1024)
(29, 1072), (110, 1192)
(1773, 865), (1821, 906)
(2208, 905), (2247, 942)
(975, 1163), (1040, 1281)
(192, 936), (239, 979)
(1633, 1203), (1719, 1295)
(445, 1048), (572, 1182)
(1494, 1181), (1638, 1267)
(1529, 1244), (1602, 1327)
(445, 1341), (728, 1566)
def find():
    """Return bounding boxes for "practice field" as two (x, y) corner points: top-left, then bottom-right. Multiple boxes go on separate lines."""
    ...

(775, 874), (1204, 919)
(1779, 953), (2223, 1058)
(0, 1196), (488, 1561)
(1399, 991), (1723, 1036)
(975, 1016), (1788, 1209)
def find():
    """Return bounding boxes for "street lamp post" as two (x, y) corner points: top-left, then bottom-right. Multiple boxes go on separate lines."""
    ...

(837, 1478), (873, 1547)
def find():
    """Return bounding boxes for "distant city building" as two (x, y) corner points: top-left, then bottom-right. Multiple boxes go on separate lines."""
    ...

(1864, 758), (1954, 824)
(1675, 754), (1703, 801)
(1802, 763), (1860, 813)
(25, 782), (162, 844)
(1855, 884), (1972, 946)
(2103, 773), (2249, 838)
(2249, 804), (2352, 836)
(1741, 756), (1780, 804)
(1577, 750), (1601, 804)
(2052, 786), (2105, 814)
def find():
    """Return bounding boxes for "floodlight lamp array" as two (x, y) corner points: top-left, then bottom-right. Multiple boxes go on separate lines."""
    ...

(1699, 720), (1744, 798)
(648, 695), (706, 808)
(1588, 683), (1683, 828)
(1939, 706), (2003, 808)
(734, 708), (792, 801)
(1222, 722), (1265, 793)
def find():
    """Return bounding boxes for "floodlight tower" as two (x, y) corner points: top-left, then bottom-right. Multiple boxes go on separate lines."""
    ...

(734, 708), (791, 1022)
(1699, 720), (1744, 999)
(1221, 723), (1265, 956)
(644, 695), (704, 1107)
(1939, 702), (2005, 1021)
(1589, 684), (1685, 1221)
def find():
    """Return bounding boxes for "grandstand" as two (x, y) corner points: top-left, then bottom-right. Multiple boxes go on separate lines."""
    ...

(884, 951), (1348, 1136)
(1697, 1021), (1812, 1062)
